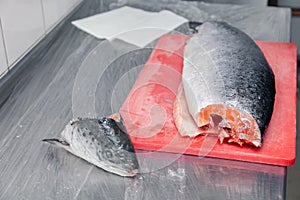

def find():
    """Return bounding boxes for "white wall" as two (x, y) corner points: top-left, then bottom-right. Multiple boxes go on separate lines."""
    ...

(0, 0), (82, 72)
(0, 0), (45, 66)
(0, 19), (8, 76)
(42, 0), (81, 32)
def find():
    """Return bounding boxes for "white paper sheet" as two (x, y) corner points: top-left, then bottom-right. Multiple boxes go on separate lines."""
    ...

(72, 6), (188, 47)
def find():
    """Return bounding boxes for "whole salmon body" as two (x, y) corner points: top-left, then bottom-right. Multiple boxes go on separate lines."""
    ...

(174, 21), (276, 147)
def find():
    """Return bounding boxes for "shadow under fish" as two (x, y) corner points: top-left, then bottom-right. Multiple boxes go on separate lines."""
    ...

(43, 113), (139, 177)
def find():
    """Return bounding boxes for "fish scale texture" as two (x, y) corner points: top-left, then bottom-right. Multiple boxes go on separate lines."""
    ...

(183, 21), (276, 135)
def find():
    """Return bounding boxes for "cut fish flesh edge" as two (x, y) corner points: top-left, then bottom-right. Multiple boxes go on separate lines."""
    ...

(173, 85), (262, 147)
(197, 104), (261, 147)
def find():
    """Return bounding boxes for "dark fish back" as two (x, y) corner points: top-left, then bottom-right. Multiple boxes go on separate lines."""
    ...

(98, 117), (136, 153)
(75, 117), (135, 153)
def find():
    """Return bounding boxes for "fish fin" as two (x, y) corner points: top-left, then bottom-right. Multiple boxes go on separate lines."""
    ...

(42, 138), (70, 149)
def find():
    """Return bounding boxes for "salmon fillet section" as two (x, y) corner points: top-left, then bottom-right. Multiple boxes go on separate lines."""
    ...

(174, 84), (261, 147)
(176, 21), (275, 147)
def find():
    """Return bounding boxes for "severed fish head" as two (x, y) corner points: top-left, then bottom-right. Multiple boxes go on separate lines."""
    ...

(43, 113), (139, 177)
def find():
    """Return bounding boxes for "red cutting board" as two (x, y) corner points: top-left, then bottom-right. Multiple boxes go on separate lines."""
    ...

(120, 34), (297, 166)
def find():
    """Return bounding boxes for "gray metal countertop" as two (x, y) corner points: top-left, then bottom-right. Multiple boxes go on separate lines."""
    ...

(0, 0), (291, 199)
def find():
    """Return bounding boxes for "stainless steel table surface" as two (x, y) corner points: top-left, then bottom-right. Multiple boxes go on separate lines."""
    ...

(0, 0), (291, 199)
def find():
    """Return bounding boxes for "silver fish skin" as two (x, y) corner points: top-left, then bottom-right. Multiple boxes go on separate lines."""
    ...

(179, 21), (275, 147)
(43, 113), (139, 177)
